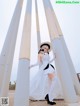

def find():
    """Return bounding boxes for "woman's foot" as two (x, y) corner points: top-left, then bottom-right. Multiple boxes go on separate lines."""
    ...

(48, 101), (56, 105)
(45, 94), (56, 105)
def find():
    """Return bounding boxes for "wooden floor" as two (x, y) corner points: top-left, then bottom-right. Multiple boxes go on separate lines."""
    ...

(9, 90), (65, 106)
(9, 90), (80, 106)
(30, 100), (65, 106)
(9, 91), (80, 106)
(9, 77), (80, 106)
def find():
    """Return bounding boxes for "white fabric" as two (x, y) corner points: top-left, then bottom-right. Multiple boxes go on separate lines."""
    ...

(30, 53), (63, 100)
(49, 76), (63, 101)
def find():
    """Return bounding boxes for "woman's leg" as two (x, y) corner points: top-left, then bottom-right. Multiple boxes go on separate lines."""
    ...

(44, 73), (57, 105)
(49, 77), (57, 101)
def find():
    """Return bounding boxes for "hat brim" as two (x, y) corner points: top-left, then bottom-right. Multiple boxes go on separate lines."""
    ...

(40, 42), (52, 52)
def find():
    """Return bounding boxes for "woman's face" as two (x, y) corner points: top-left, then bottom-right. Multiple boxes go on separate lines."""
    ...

(41, 45), (49, 53)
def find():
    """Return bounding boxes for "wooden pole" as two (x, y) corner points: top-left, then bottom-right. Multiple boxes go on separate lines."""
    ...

(35, 0), (41, 50)
(0, 0), (23, 97)
(43, 0), (79, 105)
(14, 0), (32, 106)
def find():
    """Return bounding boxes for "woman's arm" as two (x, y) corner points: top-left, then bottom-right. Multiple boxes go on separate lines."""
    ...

(29, 62), (39, 69)
(29, 53), (43, 69)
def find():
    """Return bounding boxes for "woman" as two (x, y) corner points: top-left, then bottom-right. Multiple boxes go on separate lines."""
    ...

(29, 42), (63, 105)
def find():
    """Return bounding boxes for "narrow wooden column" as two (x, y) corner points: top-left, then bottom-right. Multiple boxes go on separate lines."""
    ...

(60, 36), (80, 95)
(14, 0), (32, 106)
(43, 0), (79, 105)
(42, 0), (80, 96)
(35, 0), (41, 50)
(0, 0), (23, 97)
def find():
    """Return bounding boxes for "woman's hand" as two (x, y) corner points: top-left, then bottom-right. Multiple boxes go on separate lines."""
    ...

(29, 63), (39, 69)
(29, 65), (34, 69)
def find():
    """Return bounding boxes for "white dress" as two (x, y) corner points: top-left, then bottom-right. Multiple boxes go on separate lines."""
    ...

(29, 53), (63, 100)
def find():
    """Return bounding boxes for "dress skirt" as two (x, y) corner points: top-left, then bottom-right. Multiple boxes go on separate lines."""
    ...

(29, 63), (63, 100)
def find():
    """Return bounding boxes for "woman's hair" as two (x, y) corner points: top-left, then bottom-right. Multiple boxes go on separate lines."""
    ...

(38, 49), (44, 54)
(38, 49), (49, 54)
(40, 43), (50, 49)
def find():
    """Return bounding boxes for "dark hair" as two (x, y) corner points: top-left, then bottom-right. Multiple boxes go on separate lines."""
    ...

(40, 43), (50, 49)
(38, 49), (44, 54)
(38, 49), (49, 54)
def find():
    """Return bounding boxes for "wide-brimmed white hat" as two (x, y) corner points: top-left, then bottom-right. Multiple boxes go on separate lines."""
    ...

(40, 42), (52, 52)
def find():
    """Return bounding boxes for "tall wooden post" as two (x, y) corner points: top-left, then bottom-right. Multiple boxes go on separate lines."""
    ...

(42, 0), (80, 96)
(43, 0), (79, 105)
(35, 0), (41, 50)
(14, 0), (32, 106)
(0, 0), (23, 97)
